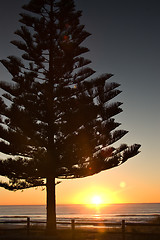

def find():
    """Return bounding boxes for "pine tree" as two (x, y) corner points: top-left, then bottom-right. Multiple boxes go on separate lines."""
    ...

(0, 0), (140, 232)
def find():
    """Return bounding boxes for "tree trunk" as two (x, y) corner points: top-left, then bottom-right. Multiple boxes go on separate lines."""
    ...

(46, 176), (56, 233)
(46, 1), (56, 234)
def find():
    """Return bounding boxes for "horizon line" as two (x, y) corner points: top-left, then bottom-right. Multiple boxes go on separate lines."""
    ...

(0, 202), (160, 206)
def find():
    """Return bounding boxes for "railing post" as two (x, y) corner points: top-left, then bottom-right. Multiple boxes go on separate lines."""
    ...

(27, 217), (30, 235)
(71, 219), (75, 231)
(122, 220), (125, 240)
(71, 219), (75, 239)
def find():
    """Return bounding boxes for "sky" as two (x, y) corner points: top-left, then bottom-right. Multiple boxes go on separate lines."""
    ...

(0, 0), (160, 205)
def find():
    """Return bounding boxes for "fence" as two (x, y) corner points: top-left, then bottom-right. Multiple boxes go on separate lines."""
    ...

(0, 216), (160, 240)
(0, 216), (30, 235)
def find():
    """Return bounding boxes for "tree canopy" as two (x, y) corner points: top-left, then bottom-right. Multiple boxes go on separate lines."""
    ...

(0, 0), (140, 190)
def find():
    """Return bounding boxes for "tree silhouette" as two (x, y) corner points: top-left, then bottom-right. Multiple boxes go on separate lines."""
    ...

(0, 0), (140, 232)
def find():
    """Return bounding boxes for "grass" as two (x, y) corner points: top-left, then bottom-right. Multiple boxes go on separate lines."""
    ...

(1, 227), (160, 240)
(0, 228), (124, 240)
(1, 217), (160, 240)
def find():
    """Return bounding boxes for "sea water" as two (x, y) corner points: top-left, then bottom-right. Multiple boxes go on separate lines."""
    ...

(0, 203), (160, 224)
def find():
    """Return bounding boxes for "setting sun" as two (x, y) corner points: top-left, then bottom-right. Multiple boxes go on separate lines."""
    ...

(91, 196), (102, 205)
(72, 184), (120, 205)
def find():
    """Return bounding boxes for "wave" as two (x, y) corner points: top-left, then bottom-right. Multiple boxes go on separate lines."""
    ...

(0, 203), (160, 224)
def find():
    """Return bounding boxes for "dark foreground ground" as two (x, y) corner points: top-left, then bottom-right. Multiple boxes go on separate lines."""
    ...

(1, 227), (160, 240)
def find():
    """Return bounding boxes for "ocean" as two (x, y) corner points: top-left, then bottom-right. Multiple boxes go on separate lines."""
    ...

(0, 203), (160, 225)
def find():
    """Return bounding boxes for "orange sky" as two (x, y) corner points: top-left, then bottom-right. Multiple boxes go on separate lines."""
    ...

(0, 161), (160, 205)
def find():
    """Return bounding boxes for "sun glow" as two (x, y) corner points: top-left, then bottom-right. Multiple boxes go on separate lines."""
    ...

(91, 196), (102, 205)
(72, 185), (120, 205)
